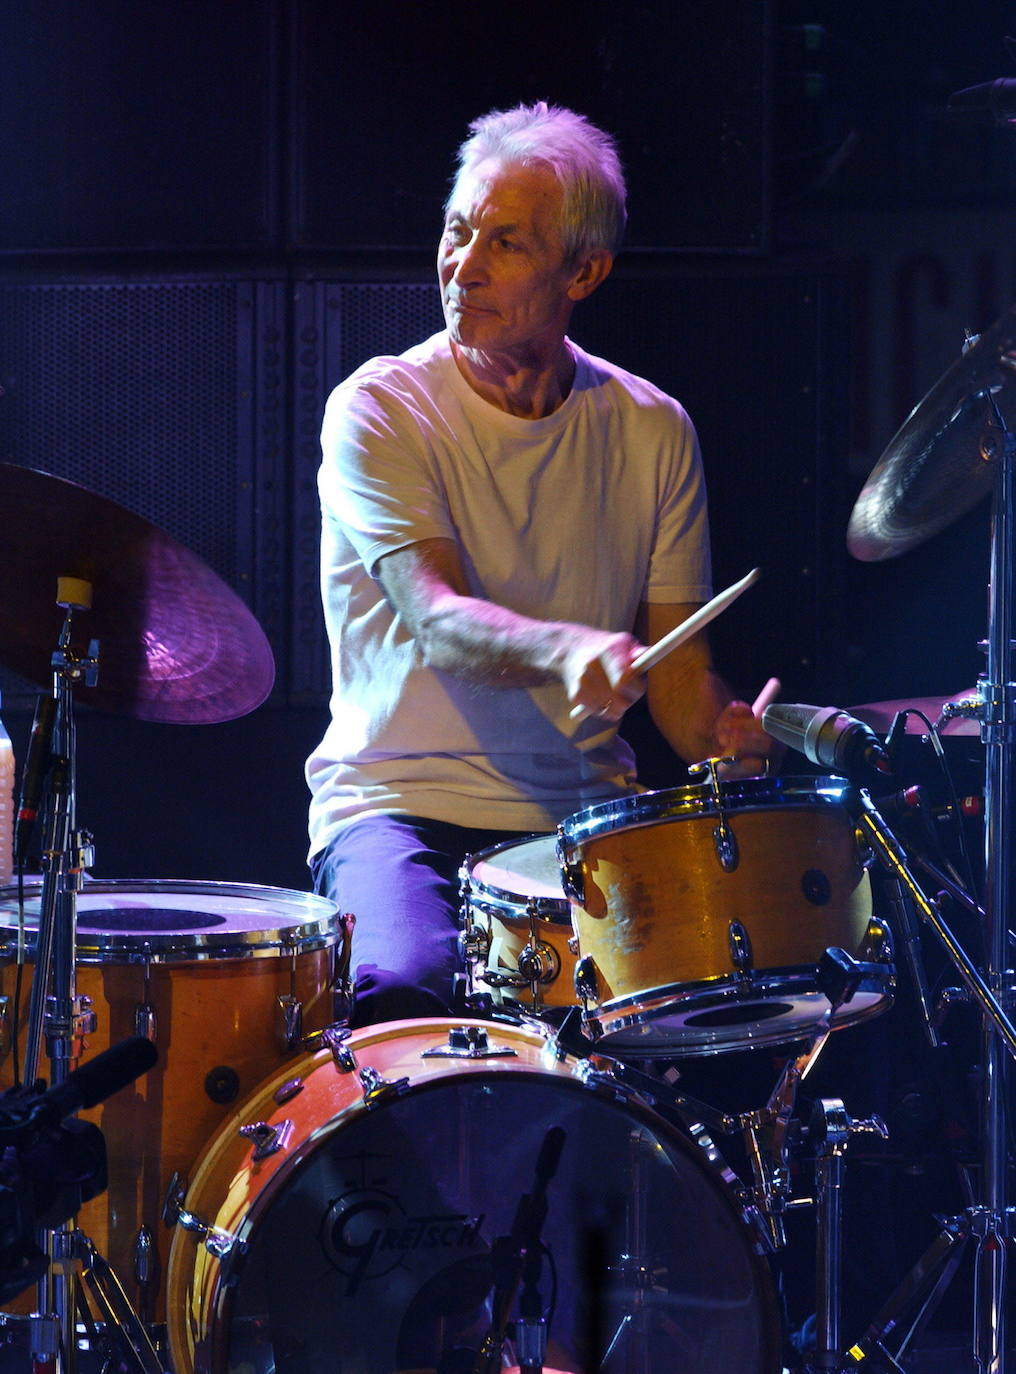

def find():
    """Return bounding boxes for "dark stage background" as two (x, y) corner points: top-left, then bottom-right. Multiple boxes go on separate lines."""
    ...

(0, 0), (1010, 890)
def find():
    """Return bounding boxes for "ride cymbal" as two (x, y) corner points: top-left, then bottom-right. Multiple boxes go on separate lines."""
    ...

(0, 463), (275, 723)
(847, 303), (1016, 561)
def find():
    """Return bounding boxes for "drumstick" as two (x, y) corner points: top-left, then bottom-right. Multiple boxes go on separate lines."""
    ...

(752, 676), (781, 718)
(630, 567), (761, 675)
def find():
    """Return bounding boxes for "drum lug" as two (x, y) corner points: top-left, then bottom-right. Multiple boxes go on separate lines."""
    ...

(357, 1063), (411, 1108)
(276, 993), (304, 1052)
(134, 1000), (157, 1042)
(713, 820), (740, 871)
(0, 994), (9, 1066)
(556, 835), (585, 905)
(458, 919), (491, 973)
(238, 1117), (294, 1162)
(690, 756), (741, 870)
(318, 1023), (357, 1073)
(574, 954), (599, 1006)
(728, 921), (754, 976)
(421, 1024), (519, 1060)
(132, 1224), (157, 1289)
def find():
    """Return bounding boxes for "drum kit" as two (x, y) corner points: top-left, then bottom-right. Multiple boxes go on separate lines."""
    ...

(0, 301), (1013, 1374)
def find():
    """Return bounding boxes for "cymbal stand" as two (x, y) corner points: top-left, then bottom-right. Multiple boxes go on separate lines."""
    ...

(19, 582), (163, 1374)
(842, 411), (1016, 1372)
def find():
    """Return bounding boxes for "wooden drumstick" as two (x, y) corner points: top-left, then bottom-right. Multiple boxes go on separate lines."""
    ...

(752, 676), (781, 719)
(630, 567), (761, 675)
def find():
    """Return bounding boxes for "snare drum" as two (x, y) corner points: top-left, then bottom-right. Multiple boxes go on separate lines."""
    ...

(166, 1017), (782, 1374)
(559, 777), (893, 1056)
(459, 834), (575, 1012)
(0, 879), (344, 1319)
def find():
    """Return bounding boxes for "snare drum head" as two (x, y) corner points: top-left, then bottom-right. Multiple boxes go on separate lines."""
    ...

(465, 832), (565, 906)
(169, 1020), (780, 1374)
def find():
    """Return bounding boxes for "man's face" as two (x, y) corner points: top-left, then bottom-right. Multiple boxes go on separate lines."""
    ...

(438, 157), (580, 360)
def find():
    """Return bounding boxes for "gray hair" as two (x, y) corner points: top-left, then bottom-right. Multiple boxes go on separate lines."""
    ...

(448, 102), (627, 259)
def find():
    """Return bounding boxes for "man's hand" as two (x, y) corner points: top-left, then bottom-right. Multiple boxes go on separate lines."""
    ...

(715, 696), (784, 777)
(561, 629), (647, 723)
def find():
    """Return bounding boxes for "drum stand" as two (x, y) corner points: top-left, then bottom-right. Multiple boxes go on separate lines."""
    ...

(16, 583), (164, 1374)
(828, 408), (1016, 1372)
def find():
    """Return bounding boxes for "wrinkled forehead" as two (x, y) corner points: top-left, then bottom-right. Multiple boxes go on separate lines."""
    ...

(446, 156), (565, 234)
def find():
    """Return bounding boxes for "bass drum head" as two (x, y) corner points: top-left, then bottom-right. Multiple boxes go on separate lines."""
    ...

(170, 1020), (781, 1374)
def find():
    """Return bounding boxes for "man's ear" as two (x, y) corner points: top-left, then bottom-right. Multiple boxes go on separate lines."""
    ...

(567, 248), (614, 302)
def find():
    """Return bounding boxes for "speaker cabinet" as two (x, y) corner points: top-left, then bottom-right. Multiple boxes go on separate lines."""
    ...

(0, 3), (280, 253)
(291, 1), (772, 254)
(0, 277), (288, 708)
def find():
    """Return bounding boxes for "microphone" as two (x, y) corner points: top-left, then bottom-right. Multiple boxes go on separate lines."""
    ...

(761, 703), (892, 780)
(0, 1035), (158, 1142)
(14, 693), (57, 867)
(947, 77), (1016, 126)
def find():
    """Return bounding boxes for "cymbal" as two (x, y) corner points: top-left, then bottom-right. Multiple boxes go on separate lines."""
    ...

(847, 303), (1016, 561)
(0, 463), (275, 723)
(850, 690), (980, 736)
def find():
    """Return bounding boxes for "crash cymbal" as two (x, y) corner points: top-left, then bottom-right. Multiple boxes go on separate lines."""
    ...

(0, 463), (275, 723)
(850, 689), (980, 736)
(847, 303), (1016, 561)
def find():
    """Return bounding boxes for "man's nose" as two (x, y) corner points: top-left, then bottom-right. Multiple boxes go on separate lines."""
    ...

(451, 235), (487, 284)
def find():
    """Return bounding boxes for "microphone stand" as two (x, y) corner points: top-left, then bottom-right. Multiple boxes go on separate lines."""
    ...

(842, 407), (1016, 1372)
(473, 1126), (565, 1374)
(18, 581), (164, 1374)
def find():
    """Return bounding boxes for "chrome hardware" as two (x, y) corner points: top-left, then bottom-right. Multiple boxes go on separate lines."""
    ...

(689, 756), (740, 871)
(728, 921), (754, 975)
(0, 994), (10, 1065)
(573, 1056), (614, 1089)
(518, 939), (561, 987)
(273, 1076), (304, 1105)
(60, 992), (98, 1041)
(162, 1171), (187, 1229)
(421, 1024), (518, 1060)
(276, 994), (304, 1053)
(358, 1064), (410, 1107)
(132, 1225), (156, 1287)
(305, 1022), (356, 1071)
(174, 1207), (240, 1262)
(134, 1000), (157, 1042)
(865, 916), (894, 965)
(574, 955), (599, 1006)
(556, 833), (585, 905)
(238, 1118), (293, 1161)
(458, 920), (490, 966)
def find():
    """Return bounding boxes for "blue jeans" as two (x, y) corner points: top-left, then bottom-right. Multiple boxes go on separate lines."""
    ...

(310, 813), (535, 1027)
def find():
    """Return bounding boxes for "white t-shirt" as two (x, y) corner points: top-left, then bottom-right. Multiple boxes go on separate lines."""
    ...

(306, 331), (713, 855)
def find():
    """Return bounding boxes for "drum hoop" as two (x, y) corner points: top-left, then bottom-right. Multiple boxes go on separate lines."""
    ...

(172, 1017), (783, 1373)
(560, 775), (860, 849)
(461, 833), (568, 916)
(0, 878), (341, 963)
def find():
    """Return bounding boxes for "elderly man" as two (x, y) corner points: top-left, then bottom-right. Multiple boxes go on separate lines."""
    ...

(306, 102), (775, 1025)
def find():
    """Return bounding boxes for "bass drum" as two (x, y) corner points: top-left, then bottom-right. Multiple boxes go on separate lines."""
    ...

(167, 1018), (782, 1374)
